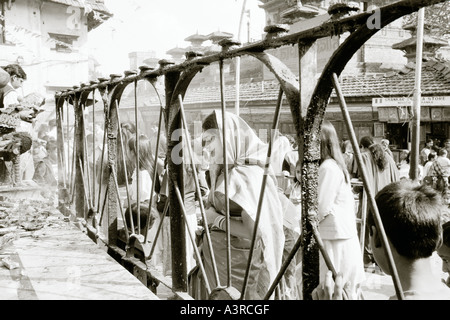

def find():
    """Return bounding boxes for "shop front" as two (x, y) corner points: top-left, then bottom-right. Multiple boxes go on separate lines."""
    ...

(374, 95), (450, 153)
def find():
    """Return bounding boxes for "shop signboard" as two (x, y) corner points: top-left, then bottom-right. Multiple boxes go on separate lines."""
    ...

(372, 96), (450, 107)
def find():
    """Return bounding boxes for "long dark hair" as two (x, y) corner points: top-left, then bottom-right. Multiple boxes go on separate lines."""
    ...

(360, 136), (387, 171)
(320, 120), (350, 183)
(128, 134), (155, 176)
(202, 112), (218, 131)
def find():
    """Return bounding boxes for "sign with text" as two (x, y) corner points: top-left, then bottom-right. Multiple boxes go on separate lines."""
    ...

(372, 96), (450, 107)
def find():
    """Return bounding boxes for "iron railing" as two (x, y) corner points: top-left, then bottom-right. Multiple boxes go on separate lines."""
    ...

(54, 0), (445, 300)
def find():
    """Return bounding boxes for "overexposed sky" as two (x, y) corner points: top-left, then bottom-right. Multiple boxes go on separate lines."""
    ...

(88, 0), (266, 74)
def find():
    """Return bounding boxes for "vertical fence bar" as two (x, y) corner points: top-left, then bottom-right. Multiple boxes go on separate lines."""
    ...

(81, 105), (93, 209)
(331, 73), (404, 300)
(218, 59), (232, 288)
(106, 95), (120, 246)
(409, 8), (424, 181)
(74, 94), (86, 219)
(178, 94), (221, 287)
(96, 88), (110, 220)
(133, 79), (141, 234)
(66, 97), (71, 187)
(92, 88), (97, 209)
(165, 71), (187, 292)
(55, 97), (67, 212)
(241, 87), (283, 300)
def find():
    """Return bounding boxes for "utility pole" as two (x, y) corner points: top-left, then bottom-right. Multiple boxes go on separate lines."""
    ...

(247, 10), (251, 43)
(409, 8), (425, 181)
(235, 0), (248, 116)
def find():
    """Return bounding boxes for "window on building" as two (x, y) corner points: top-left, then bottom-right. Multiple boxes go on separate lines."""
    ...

(48, 32), (78, 53)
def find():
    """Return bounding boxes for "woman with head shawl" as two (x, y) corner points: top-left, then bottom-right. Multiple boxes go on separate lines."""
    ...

(358, 135), (399, 268)
(190, 110), (285, 300)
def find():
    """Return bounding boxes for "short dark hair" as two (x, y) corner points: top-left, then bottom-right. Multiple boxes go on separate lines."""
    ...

(438, 148), (447, 157)
(428, 151), (437, 161)
(2, 64), (27, 80)
(368, 180), (443, 260)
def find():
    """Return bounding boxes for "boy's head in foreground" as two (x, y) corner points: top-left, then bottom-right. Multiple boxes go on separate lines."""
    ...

(368, 180), (443, 274)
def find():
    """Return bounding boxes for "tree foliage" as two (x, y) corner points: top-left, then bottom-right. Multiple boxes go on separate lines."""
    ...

(402, 2), (450, 39)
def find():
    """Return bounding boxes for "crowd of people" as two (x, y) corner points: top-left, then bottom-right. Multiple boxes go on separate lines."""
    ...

(0, 63), (57, 187)
(3, 61), (447, 300)
(105, 110), (449, 300)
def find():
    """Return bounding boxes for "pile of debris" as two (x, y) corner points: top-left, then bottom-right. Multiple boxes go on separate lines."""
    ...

(0, 195), (68, 269)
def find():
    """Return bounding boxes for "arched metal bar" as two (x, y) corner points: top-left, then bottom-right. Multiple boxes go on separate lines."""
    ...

(178, 94), (221, 288)
(102, 80), (123, 245)
(81, 104), (93, 209)
(57, 107), (67, 188)
(91, 88), (97, 210)
(73, 92), (87, 219)
(79, 87), (94, 210)
(66, 96), (72, 185)
(133, 79), (141, 235)
(55, 95), (69, 214)
(241, 86), (283, 300)
(66, 95), (77, 204)
(247, 52), (299, 110)
(95, 85), (110, 220)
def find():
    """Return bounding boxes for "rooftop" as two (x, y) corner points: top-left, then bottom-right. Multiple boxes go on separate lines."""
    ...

(181, 59), (450, 106)
(46, 0), (112, 31)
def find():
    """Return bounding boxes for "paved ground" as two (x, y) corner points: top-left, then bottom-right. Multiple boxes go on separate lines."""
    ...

(0, 224), (159, 300)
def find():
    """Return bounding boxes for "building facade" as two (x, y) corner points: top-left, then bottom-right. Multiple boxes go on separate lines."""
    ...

(0, 0), (111, 101)
(110, 1), (450, 154)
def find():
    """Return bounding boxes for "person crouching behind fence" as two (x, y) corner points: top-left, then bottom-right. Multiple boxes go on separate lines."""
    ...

(124, 134), (162, 269)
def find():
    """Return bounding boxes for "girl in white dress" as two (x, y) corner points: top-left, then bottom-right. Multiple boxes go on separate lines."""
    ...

(318, 120), (365, 299)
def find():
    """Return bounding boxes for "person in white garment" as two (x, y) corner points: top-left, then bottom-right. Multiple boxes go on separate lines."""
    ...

(317, 120), (365, 300)
(0, 64), (35, 181)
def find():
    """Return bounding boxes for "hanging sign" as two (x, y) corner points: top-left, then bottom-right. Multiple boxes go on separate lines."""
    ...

(372, 96), (450, 107)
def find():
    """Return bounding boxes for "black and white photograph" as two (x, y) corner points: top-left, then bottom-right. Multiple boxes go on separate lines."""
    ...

(0, 0), (449, 307)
